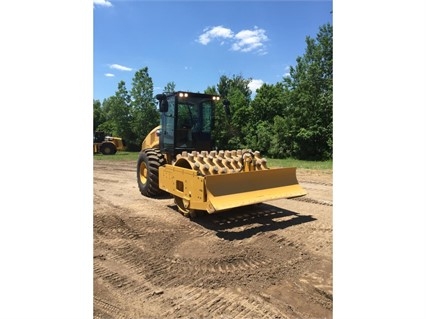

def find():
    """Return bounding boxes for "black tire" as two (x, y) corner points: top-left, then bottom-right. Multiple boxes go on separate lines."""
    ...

(137, 148), (166, 197)
(100, 142), (116, 155)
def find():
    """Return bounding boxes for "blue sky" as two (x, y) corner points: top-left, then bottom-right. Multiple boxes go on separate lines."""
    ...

(93, 0), (333, 101)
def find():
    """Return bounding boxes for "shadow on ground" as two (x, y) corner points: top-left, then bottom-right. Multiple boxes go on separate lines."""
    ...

(169, 202), (316, 241)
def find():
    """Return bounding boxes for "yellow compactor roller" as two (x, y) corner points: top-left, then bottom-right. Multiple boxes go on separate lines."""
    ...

(137, 91), (307, 217)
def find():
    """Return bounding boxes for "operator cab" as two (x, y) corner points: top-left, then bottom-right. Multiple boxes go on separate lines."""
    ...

(94, 131), (106, 143)
(156, 91), (220, 158)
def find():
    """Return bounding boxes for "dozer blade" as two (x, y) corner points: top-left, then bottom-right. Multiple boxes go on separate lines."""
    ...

(204, 167), (307, 213)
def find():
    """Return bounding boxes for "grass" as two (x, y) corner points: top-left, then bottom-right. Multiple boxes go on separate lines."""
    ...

(266, 158), (332, 170)
(94, 151), (139, 161)
(94, 151), (332, 170)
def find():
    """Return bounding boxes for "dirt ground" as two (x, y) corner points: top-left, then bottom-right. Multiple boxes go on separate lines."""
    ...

(93, 159), (333, 319)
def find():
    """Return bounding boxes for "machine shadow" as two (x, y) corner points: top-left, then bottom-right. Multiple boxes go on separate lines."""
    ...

(175, 202), (316, 241)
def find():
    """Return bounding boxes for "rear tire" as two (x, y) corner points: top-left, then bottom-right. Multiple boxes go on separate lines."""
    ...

(137, 148), (166, 197)
(100, 142), (116, 155)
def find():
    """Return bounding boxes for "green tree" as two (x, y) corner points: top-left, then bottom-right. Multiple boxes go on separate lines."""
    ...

(227, 87), (251, 149)
(251, 83), (286, 123)
(204, 85), (218, 95)
(213, 74), (252, 150)
(93, 99), (105, 132)
(245, 83), (287, 154)
(163, 81), (176, 93)
(217, 74), (252, 103)
(95, 96), (117, 135)
(94, 81), (134, 150)
(283, 23), (333, 160)
(110, 81), (133, 146)
(269, 115), (293, 158)
(130, 67), (159, 150)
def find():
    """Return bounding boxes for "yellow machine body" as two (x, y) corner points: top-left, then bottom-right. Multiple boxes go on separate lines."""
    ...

(159, 164), (306, 214)
(136, 91), (307, 217)
(93, 131), (125, 155)
(141, 126), (160, 151)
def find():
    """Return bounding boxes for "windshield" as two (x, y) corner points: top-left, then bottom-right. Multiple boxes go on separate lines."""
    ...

(176, 98), (213, 134)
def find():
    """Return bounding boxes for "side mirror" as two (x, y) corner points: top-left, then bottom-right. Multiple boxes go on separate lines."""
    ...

(155, 93), (166, 100)
(159, 99), (169, 112)
(156, 93), (168, 112)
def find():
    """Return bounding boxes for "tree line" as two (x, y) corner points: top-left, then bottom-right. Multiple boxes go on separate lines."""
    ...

(94, 23), (332, 160)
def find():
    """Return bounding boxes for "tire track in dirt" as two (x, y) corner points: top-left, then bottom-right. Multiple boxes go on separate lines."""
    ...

(291, 196), (333, 206)
(160, 286), (292, 319)
(95, 211), (275, 279)
(94, 260), (155, 296)
(299, 179), (333, 187)
(94, 159), (333, 318)
(95, 230), (288, 317)
(94, 297), (128, 319)
(94, 197), (212, 240)
(94, 197), (302, 318)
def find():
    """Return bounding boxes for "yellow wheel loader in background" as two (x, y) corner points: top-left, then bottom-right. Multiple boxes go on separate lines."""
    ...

(93, 131), (125, 155)
(137, 91), (307, 217)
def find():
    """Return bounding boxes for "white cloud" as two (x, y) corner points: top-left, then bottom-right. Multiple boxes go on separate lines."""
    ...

(104, 73), (115, 77)
(109, 64), (132, 71)
(231, 27), (268, 54)
(94, 0), (112, 7)
(284, 65), (291, 78)
(197, 25), (268, 55)
(197, 26), (234, 45)
(248, 79), (264, 93)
